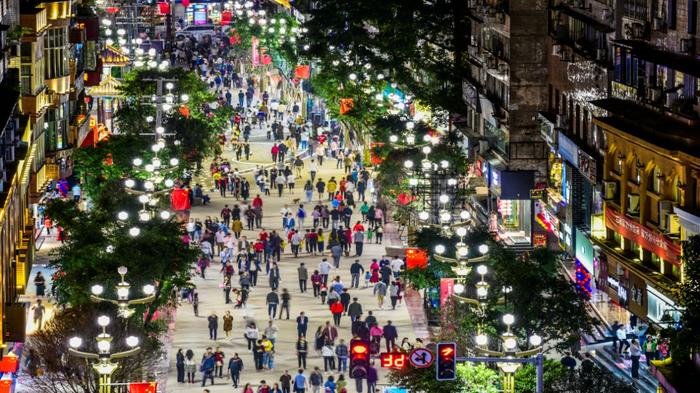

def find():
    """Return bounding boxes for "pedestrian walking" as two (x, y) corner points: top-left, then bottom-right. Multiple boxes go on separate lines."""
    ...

(176, 348), (185, 383)
(185, 349), (197, 383)
(298, 263), (308, 292)
(290, 312), (307, 337)
(383, 321), (398, 352)
(228, 353), (244, 388)
(350, 260), (364, 288)
(335, 339), (349, 372)
(207, 312), (218, 340)
(223, 311), (233, 337)
(280, 288), (291, 319)
(200, 350), (215, 386)
(267, 289), (280, 319)
(296, 335), (309, 369)
(322, 342), (336, 371)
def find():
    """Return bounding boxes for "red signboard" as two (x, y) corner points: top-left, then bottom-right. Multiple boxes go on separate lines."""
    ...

(605, 207), (681, 265)
(0, 355), (19, 373)
(440, 278), (455, 307)
(380, 352), (407, 369)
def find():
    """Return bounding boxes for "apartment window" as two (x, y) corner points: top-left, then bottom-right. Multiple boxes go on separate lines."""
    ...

(650, 167), (662, 193)
(650, 253), (662, 270)
(45, 28), (67, 80)
(668, 0), (677, 29)
(635, 165), (641, 184)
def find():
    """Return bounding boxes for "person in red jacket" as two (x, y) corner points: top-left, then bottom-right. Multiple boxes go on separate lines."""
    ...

(252, 194), (264, 209)
(330, 301), (344, 326)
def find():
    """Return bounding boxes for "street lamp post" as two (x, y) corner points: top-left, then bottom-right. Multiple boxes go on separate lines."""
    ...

(473, 313), (544, 393)
(68, 315), (141, 393)
(90, 266), (156, 318)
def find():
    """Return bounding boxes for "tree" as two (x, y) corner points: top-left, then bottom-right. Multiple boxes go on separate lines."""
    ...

(387, 358), (499, 393)
(45, 197), (197, 327)
(671, 234), (700, 365)
(24, 305), (160, 393)
(515, 361), (638, 393)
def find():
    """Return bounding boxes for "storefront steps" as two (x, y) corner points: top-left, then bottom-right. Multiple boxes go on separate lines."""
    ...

(581, 342), (660, 393)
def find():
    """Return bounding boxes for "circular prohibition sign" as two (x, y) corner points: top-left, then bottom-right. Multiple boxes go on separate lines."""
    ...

(408, 348), (434, 368)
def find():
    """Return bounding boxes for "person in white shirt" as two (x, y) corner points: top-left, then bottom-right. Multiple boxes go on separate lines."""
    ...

(287, 173), (296, 193)
(390, 256), (404, 279)
(276, 175), (286, 197)
(309, 160), (318, 182)
(318, 258), (332, 285)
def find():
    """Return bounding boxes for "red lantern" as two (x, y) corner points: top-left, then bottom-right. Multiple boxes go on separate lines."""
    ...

(221, 10), (232, 25)
(396, 193), (415, 206)
(340, 98), (354, 115)
(182, 0), (190, 7)
(157, 2), (170, 15)
(294, 65), (310, 79)
(106, 7), (120, 14)
(405, 248), (429, 270)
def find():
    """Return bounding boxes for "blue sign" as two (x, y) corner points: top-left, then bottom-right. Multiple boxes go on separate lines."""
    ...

(384, 387), (408, 393)
(558, 133), (579, 167)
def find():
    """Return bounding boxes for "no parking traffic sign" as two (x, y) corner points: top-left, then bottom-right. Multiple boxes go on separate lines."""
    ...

(408, 348), (434, 368)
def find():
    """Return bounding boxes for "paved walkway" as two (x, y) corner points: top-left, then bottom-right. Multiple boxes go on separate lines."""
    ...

(165, 125), (417, 392)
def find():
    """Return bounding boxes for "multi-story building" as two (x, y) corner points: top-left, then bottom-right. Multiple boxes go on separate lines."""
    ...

(462, 0), (549, 248)
(533, 0), (615, 293)
(588, 0), (699, 325)
(1, 0), (35, 349)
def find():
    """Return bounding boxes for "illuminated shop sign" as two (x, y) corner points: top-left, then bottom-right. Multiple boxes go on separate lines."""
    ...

(606, 207), (681, 264)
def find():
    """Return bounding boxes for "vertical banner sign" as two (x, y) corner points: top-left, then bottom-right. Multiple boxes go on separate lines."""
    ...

(440, 278), (455, 307)
(251, 37), (260, 66)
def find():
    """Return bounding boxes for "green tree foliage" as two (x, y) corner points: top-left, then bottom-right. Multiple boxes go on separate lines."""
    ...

(299, 0), (471, 115)
(45, 198), (197, 326)
(671, 234), (700, 364)
(515, 361), (638, 393)
(229, 12), (300, 65)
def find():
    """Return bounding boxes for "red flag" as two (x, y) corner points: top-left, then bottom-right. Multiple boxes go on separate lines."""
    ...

(340, 98), (354, 115)
(396, 192), (415, 206)
(129, 382), (158, 393)
(294, 65), (310, 79)
(260, 48), (272, 65)
(221, 10), (232, 25)
(170, 188), (191, 211)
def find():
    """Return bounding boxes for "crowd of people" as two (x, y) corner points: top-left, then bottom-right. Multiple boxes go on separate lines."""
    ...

(169, 28), (420, 393)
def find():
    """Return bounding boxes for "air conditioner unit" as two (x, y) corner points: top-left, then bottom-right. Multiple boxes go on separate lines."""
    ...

(556, 113), (568, 128)
(627, 194), (640, 215)
(595, 48), (607, 61)
(665, 212), (680, 234)
(604, 180), (617, 200)
(658, 200), (674, 229)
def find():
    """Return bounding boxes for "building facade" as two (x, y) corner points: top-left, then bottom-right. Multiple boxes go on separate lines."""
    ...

(461, 0), (550, 249)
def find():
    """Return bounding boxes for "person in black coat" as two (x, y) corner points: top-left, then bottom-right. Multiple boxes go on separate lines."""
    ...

(228, 353), (244, 388)
(382, 321), (398, 352)
(176, 348), (185, 383)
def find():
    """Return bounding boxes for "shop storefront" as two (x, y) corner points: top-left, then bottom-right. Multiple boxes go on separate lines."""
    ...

(495, 170), (535, 246)
(603, 253), (648, 319)
(575, 228), (597, 297)
(646, 285), (681, 327)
